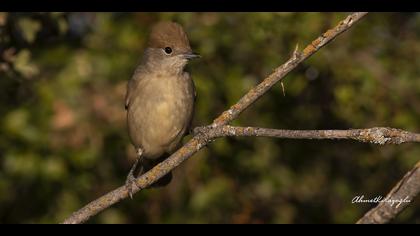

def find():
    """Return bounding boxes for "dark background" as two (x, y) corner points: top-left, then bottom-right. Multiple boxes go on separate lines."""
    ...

(0, 12), (419, 223)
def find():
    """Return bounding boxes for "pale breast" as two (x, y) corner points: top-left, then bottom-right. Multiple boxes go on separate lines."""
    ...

(127, 73), (194, 159)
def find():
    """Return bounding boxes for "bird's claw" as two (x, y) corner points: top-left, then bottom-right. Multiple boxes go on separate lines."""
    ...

(125, 152), (143, 199)
(125, 172), (141, 199)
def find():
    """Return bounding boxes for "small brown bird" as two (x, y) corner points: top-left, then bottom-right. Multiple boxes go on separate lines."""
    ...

(125, 21), (199, 197)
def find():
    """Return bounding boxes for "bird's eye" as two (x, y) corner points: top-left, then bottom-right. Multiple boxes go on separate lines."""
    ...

(164, 47), (172, 55)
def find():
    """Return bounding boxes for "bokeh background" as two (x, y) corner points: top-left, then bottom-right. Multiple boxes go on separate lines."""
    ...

(0, 12), (419, 224)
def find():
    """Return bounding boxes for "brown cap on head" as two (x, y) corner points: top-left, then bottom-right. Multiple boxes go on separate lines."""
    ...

(148, 21), (192, 52)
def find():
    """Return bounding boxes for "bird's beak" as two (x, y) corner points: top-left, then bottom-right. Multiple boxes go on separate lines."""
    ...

(183, 52), (201, 60)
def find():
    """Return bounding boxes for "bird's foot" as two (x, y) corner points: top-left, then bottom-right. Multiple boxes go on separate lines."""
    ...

(125, 150), (143, 199)
(125, 172), (141, 199)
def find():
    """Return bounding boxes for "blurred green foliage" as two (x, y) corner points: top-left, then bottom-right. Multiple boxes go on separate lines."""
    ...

(0, 12), (419, 223)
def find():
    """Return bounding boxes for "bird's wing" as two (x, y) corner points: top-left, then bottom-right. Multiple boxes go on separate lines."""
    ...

(187, 73), (196, 134)
(192, 78), (197, 104)
(125, 78), (136, 110)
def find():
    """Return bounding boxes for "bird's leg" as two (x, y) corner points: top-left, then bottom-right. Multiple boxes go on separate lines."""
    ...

(125, 148), (144, 199)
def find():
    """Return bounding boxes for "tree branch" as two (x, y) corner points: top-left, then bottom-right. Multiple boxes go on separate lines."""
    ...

(200, 126), (420, 145)
(62, 12), (368, 224)
(356, 161), (420, 224)
(212, 12), (368, 127)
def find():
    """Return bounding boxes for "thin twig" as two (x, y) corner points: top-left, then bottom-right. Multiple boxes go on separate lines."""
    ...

(356, 161), (420, 224)
(62, 12), (368, 224)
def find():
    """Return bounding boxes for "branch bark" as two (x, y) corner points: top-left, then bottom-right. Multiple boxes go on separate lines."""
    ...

(202, 126), (420, 145)
(356, 161), (420, 224)
(62, 12), (369, 224)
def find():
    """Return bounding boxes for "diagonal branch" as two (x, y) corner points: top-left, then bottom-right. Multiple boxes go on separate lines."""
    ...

(62, 12), (368, 224)
(356, 161), (420, 224)
(212, 12), (368, 127)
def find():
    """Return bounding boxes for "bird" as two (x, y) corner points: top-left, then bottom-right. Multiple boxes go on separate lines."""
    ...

(125, 21), (199, 198)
